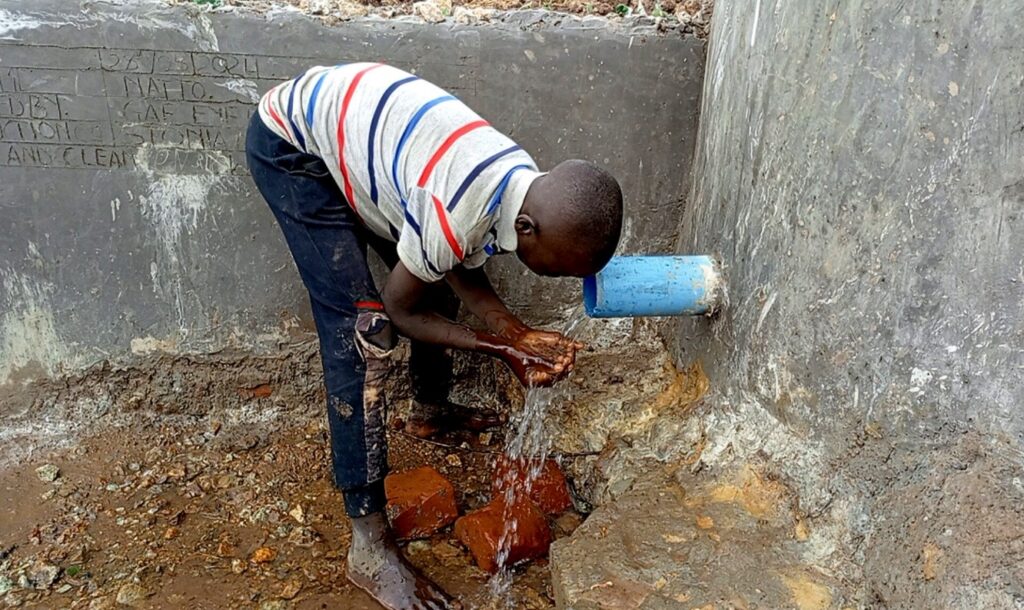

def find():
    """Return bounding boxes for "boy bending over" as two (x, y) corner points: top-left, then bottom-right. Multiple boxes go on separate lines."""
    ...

(246, 62), (622, 609)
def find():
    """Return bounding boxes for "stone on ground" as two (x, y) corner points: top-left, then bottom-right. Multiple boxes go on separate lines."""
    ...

(88, 596), (115, 610)
(35, 464), (60, 483)
(385, 466), (459, 539)
(115, 582), (150, 607)
(26, 560), (59, 590)
(493, 456), (573, 515)
(454, 496), (552, 574)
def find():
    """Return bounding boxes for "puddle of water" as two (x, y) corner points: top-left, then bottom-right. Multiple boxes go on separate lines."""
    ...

(488, 309), (590, 603)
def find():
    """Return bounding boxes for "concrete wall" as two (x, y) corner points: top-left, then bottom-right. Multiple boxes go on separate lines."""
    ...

(672, 0), (1024, 606)
(0, 0), (704, 399)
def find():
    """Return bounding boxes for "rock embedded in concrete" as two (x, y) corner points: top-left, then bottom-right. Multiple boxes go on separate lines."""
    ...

(493, 456), (573, 515)
(454, 496), (552, 573)
(301, 0), (369, 18)
(452, 6), (485, 24)
(412, 0), (445, 23)
(384, 466), (459, 539)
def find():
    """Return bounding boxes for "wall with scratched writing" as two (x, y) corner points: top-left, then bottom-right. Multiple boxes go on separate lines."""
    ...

(0, 0), (704, 394)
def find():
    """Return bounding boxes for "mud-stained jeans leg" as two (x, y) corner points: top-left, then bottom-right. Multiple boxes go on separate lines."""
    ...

(245, 111), (391, 518)
(355, 311), (397, 486)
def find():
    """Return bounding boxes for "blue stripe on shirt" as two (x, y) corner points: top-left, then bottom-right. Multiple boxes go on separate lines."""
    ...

(305, 70), (331, 129)
(400, 209), (443, 276)
(447, 145), (523, 212)
(367, 75), (419, 204)
(306, 64), (349, 128)
(286, 75), (306, 151)
(423, 253), (442, 276)
(391, 94), (457, 204)
(485, 164), (532, 215)
(403, 209), (422, 235)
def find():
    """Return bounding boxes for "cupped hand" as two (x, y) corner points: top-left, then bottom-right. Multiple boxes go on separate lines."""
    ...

(511, 329), (584, 371)
(500, 328), (585, 387)
(500, 346), (566, 387)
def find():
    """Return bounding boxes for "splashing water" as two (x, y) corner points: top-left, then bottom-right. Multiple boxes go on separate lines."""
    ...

(488, 308), (590, 602)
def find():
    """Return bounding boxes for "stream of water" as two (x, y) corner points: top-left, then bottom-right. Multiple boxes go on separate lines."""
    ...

(487, 309), (590, 602)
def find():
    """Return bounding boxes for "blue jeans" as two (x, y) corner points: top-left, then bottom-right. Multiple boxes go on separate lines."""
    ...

(245, 112), (458, 517)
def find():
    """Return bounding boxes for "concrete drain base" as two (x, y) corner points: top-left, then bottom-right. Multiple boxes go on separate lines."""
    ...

(551, 464), (838, 610)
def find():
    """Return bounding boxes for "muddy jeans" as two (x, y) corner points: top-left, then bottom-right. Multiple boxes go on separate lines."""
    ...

(245, 112), (459, 517)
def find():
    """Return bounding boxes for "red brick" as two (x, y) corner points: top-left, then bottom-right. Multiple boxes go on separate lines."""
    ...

(454, 496), (552, 573)
(384, 467), (458, 540)
(492, 456), (573, 515)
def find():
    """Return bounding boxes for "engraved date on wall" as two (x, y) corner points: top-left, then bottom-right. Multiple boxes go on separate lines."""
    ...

(0, 46), (298, 175)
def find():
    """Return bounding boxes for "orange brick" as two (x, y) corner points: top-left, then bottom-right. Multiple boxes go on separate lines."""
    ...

(238, 384), (274, 398)
(454, 496), (552, 573)
(385, 466), (458, 540)
(493, 456), (573, 515)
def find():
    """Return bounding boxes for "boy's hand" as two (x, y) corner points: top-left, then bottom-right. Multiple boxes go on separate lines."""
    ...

(509, 328), (584, 373)
(496, 343), (569, 387)
(385, 263), (582, 387)
(483, 326), (584, 387)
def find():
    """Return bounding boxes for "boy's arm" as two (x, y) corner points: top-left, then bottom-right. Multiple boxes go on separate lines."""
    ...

(443, 266), (522, 338)
(444, 266), (583, 366)
(382, 262), (577, 386)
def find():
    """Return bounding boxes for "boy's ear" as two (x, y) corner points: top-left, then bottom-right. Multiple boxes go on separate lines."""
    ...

(514, 214), (537, 236)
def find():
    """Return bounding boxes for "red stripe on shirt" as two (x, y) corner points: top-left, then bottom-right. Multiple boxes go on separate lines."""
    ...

(431, 194), (464, 261)
(337, 64), (385, 215)
(266, 105), (292, 142)
(416, 119), (489, 188)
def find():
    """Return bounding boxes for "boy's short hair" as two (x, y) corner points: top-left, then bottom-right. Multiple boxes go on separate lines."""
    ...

(560, 160), (623, 271)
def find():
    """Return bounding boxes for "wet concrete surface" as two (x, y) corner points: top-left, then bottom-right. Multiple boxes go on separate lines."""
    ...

(551, 463), (839, 610)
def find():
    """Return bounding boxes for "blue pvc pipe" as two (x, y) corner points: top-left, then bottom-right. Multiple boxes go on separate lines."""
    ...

(583, 255), (723, 318)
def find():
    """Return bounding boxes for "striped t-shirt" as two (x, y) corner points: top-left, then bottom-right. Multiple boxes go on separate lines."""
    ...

(257, 63), (543, 283)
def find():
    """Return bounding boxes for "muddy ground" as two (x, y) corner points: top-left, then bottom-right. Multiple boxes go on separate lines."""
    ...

(0, 404), (579, 609)
(0, 316), (693, 610)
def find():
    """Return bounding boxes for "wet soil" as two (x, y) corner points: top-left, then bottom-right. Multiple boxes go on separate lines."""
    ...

(0, 406), (573, 609)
